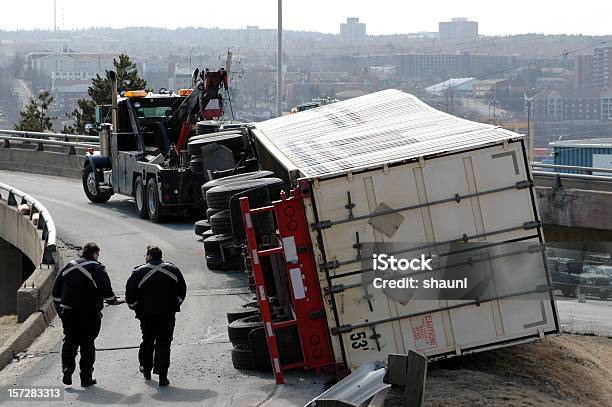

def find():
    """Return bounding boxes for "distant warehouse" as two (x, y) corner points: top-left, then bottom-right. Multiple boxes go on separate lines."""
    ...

(551, 138), (612, 174)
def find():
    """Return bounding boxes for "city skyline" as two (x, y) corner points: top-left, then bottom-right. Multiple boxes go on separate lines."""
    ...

(0, 0), (611, 36)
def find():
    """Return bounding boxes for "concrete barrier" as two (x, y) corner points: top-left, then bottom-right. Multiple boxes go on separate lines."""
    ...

(0, 183), (60, 371)
(0, 298), (57, 371)
(0, 147), (83, 179)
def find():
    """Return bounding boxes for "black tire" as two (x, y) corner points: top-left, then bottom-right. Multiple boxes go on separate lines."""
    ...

(146, 177), (164, 223)
(206, 178), (284, 210)
(210, 210), (232, 235)
(206, 207), (223, 220)
(228, 315), (262, 346)
(190, 157), (204, 174)
(561, 288), (576, 298)
(134, 176), (148, 219)
(193, 183), (208, 212)
(82, 165), (112, 203)
(202, 229), (214, 239)
(203, 234), (233, 254)
(226, 307), (260, 324)
(201, 171), (274, 197)
(196, 121), (222, 135)
(194, 219), (210, 237)
(231, 345), (255, 370)
(188, 132), (247, 154)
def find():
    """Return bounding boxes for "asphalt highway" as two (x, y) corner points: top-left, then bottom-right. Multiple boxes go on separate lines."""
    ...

(0, 170), (326, 406)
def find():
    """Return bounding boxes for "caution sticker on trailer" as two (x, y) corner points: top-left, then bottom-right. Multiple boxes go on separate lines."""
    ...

(410, 314), (438, 351)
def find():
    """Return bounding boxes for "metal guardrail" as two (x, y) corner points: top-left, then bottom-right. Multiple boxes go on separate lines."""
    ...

(0, 129), (99, 142)
(531, 162), (612, 182)
(1, 135), (98, 154)
(0, 182), (57, 265)
(532, 162), (612, 175)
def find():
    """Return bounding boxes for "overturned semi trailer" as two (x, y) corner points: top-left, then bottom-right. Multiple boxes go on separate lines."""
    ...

(246, 89), (559, 378)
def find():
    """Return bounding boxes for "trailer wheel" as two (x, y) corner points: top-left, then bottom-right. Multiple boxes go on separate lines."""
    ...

(210, 210), (233, 235)
(231, 345), (255, 370)
(206, 207), (223, 220)
(226, 307), (260, 324)
(203, 233), (232, 254)
(147, 178), (164, 223)
(228, 315), (263, 346)
(205, 178), (284, 210)
(82, 165), (112, 203)
(134, 176), (148, 219)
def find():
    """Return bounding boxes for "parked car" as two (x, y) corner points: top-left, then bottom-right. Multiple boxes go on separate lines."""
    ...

(579, 266), (612, 300)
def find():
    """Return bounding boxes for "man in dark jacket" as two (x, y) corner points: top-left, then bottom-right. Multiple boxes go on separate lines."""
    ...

(125, 245), (186, 386)
(52, 242), (123, 387)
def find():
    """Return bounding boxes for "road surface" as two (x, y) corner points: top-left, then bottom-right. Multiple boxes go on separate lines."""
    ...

(0, 170), (326, 406)
(556, 297), (612, 336)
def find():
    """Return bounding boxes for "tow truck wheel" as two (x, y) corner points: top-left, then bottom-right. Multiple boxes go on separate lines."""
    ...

(146, 178), (164, 223)
(134, 176), (148, 219)
(82, 165), (112, 203)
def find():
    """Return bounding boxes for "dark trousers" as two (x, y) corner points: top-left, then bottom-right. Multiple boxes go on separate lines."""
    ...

(60, 309), (101, 377)
(138, 314), (176, 376)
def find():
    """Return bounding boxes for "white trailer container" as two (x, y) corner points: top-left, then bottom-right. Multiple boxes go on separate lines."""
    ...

(252, 89), (559, 370)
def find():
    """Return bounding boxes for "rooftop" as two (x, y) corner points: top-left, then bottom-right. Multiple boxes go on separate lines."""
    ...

(550, 138), (612, 148)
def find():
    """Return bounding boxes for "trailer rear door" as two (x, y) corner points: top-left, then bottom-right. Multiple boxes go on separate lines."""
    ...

(305, 140), (559, 369)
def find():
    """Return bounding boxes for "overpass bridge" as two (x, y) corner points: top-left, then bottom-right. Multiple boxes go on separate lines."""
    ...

(0, 135), (611, 405)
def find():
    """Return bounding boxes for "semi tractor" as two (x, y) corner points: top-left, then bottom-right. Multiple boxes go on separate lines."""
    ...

(81, 66), (230, 222)
(223, 89), (559, 383)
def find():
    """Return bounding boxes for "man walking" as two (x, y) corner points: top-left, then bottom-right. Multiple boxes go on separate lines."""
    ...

(52, 242), (123, 387)
(126, 245), (186, 386)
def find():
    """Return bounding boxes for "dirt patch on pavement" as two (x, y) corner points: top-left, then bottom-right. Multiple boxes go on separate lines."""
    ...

(0, 315), (18, 346)
(425, 334), (612, 406)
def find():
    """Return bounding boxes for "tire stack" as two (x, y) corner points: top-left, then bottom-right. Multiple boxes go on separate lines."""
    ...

(190, 121), (252, 238)
(203, 176), (284, 272)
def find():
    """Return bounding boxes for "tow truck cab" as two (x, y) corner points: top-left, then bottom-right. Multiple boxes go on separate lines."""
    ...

(83, 88), (209, 221)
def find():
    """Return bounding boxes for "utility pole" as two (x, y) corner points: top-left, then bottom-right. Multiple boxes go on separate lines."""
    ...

(53, 0), (57, 31)
(276, 0), (283, 117)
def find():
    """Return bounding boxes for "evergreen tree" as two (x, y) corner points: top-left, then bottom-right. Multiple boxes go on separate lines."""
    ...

(15, 91), (55, 132)
(66, 54), (146, 133)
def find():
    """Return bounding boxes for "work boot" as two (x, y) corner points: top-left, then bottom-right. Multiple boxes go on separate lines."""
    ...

(80, 373), (97, 387)
(140, 366), (151, 380)
(158, 374), (169, 387)
(62, 368), (73, 385)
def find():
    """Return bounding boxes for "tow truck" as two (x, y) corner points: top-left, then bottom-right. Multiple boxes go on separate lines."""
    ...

(81, 61), (230, 222)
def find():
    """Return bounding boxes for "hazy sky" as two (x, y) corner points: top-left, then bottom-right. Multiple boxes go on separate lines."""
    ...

(1, 0), (611, 36)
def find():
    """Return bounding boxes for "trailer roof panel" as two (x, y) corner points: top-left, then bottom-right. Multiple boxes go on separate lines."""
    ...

(253, 89), (522, 178)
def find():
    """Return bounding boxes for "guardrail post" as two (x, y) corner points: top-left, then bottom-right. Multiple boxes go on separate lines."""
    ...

(36, 142), (44, 152)
(2, 139), (9, 148)
(387, 351), (428, 407)
(7, 191), (17, 206)
(42, 244), (57, 265)
(67, 146), (76, 155)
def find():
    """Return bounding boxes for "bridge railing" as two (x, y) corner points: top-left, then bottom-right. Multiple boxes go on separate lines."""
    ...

(532, 162), (612, 179)
(0, 182), (57, 265)
(0, 129), (99, 142)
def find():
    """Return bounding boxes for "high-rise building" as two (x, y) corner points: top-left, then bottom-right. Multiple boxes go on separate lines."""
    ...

(438, 18), (478, 42)
(575, 55), (594, 88)
(340, 18), (366, 43)
(594, 47), (612, 89)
